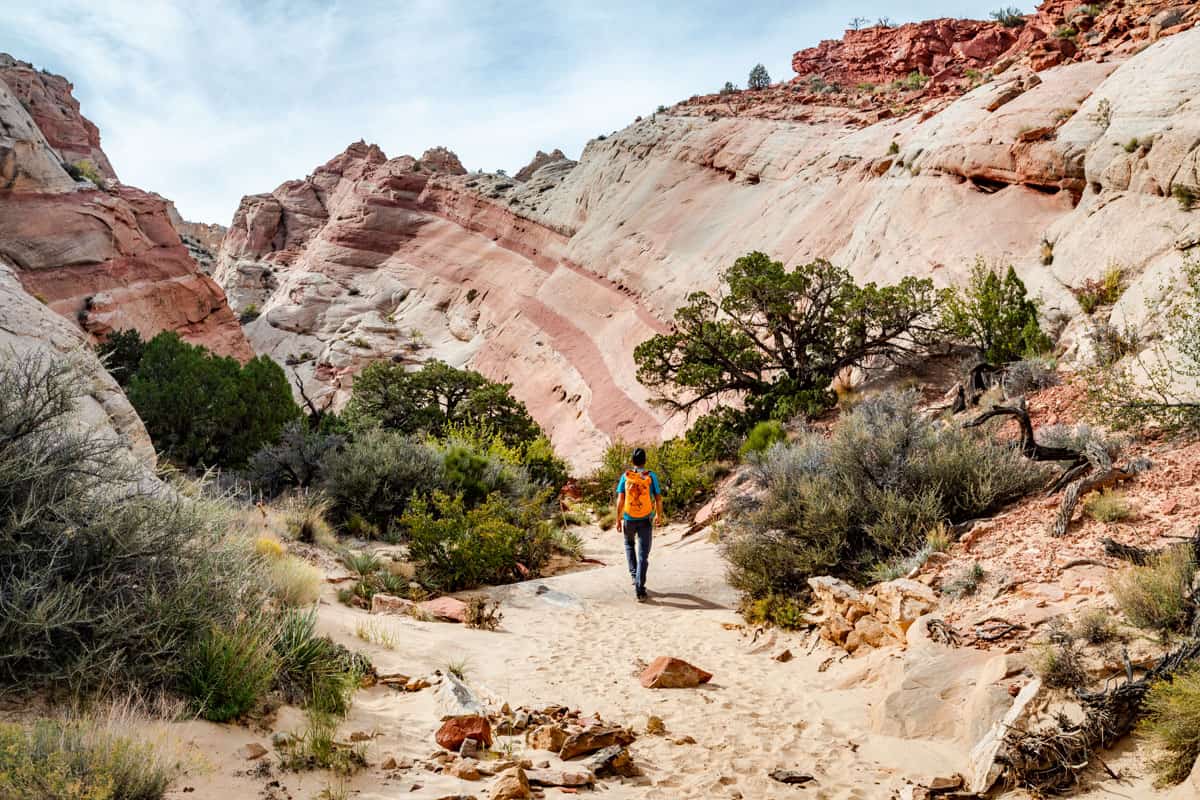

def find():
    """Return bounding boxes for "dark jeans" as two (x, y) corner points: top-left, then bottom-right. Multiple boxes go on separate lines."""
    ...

(623, 517), (653, 592)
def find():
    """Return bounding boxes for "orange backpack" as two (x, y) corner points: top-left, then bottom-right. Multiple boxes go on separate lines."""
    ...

(623, 470), (655, 518)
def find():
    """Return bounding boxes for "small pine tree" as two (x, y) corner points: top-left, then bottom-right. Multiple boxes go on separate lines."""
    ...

(748, 64), (771, 91)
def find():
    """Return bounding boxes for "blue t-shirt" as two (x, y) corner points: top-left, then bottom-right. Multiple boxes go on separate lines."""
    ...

(616, 469), (661, 520)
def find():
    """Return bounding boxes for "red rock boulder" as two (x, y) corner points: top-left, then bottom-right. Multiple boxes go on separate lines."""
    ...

(436, 715), (493, 751)
(639, 657), (713, 689)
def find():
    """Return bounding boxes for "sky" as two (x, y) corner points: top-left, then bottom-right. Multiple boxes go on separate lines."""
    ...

(3, 1), (1033, 224)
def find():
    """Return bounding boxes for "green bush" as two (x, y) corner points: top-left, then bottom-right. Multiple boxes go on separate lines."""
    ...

(95, 328), (146, 387)
(0, 717), (175, 800)
(249, 420), (345, 496)
(739, 420), (787, 459)
(274, 609), (366, 716)
(685, 407), (752, 462)
(747, 63), (771, 90)
(1110, 546), (1196, 636)
(280, 711), (366, 775)
(1035, 641), (1087, 689)
(724, 391), (1045, 602)
(990, 6), (1026, 27)
(71, 159), (106, 185)
(1141, 666), (1200, 785)
(127, 332), (300, 467)
(401, 491), (555, 591)
(343, 360), (543, 447)
(1075, 264), (1123, 314)
(183, 617), (280, 722)
(0, 352), (269, 694)
(321, 429), (444, 533)
(943, 259), (1052, 363)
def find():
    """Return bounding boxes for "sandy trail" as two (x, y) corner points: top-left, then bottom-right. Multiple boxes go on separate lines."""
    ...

(160, 522), (1177, 800)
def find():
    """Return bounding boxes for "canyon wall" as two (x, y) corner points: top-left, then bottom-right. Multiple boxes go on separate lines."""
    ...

(217, 3), (1200, 469)
(0, 54), (250, 360)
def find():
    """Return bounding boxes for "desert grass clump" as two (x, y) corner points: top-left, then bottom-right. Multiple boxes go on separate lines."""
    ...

(464, 596), (504, 631)
(182, 616), (280, 722)
(275, 609), (367, 716)
(269, 555), (323, 607)
(944, 562), (987, 598)
(280, 712), (367, 775)
(1035, 640), (1087, 689)
(0, 716), (176, 800)
(0, 351), (269, 695)
(1141, 666), (1200, 786)
(1110, 546), (1196, 636)
(355, 620), (398, 650)
(1082, 488), (1132, 523)
(256, 535), (286, 558)
(1074, 607), (1118, 645)
(724, 391), (1044, 603)
(282, 492), (337, 547)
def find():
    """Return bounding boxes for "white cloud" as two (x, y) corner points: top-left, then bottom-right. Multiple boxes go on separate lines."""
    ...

(2, 0), (1032, 223)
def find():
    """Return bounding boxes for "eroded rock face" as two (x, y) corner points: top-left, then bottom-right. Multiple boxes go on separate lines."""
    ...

(215, 18), (1199, 469)
(0, 259), (154, 467)
(0, 53), (250, 361)
(0, 53), (116, 179)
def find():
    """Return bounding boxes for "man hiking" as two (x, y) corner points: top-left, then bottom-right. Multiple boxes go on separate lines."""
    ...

(615, 447), (663, 601)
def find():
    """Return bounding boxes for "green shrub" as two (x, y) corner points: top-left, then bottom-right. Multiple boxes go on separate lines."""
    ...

(321, 428), (444, 532)
(891, 70), (929, 91)
(740, 593), (809, 630)
(747, 63), (771, 90)
(724, 392), (1043, 601)
(1035, 641), (1087, 689)
(739, 420), (787, 459)
(274, 609), (365, 716)
(95, 328), (146, 387)
(127, 332), (300, 467)
(0, 352), (269, 694)
(0, 717), (175, 800)
(1074, 608), (1118, 644)
(1075, 264), (1123, 314)
(71, 159), (105, 185)
(1110, 546), (1196, 636)
(990, 6), (1026, 27)
(887, 140), (900, 155)
(1002, 356), (1059, 396)
(1175, 185), (1197, 211)
(249, 421), (344, 496)
(1082, 489), (1132, 522)
(1141, 666), (1200, 785)
(685, 407), (752, 462)
(944, 562), (987, 598)
(281, 492), (338, 547)
(183, 617), (280, 722)
(942, 259), (1052, 363)
(344, 359), (543, 448)
(401, 491), (555, 591)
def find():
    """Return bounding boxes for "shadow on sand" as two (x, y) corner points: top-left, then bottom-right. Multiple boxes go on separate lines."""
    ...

(642, 591), (728, 611)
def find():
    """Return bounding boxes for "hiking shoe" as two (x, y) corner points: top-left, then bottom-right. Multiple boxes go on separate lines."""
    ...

(636, 588), (648, 601)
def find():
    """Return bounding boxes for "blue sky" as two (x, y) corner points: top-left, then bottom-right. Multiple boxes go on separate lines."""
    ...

(4, 1), (1031, 223)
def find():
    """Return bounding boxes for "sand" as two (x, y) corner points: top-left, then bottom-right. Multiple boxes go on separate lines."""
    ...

(158, 521), (1182, 800)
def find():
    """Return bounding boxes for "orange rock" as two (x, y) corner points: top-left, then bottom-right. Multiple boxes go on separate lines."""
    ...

(639, 656), (713, 689)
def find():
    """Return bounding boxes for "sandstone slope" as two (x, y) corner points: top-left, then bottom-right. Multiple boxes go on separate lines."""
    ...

(216, 3), (1200, 469)
(0, 54), (250, 360)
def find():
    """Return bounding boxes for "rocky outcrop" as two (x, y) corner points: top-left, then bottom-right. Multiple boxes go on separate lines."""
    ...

(0, 54), (250, 360)
(174, 218), (228, 274)
(808, 577), (938, 652)
(515, 149), (571, 182)
(0, 259), (154, 466)
(0, 53), (116, 179)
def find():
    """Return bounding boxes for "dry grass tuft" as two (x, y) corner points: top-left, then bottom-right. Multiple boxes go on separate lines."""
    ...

(1110, 546), (1196, 637)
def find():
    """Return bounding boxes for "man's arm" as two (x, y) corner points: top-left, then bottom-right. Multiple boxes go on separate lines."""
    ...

(654, 495), (664, 526)
(615, 492), (625, 532)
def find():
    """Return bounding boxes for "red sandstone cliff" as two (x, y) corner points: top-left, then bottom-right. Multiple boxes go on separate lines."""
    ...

(0, 54), (250, 360)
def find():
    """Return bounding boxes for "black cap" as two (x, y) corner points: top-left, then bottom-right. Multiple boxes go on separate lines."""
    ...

(631, 447), (647, 466)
